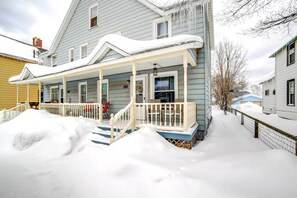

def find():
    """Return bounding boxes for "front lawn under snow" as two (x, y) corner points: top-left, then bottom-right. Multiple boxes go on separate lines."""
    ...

(0, 108), (297, 198)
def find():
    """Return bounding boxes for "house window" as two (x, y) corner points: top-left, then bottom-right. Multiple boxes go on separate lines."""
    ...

(265, 90), (269, 96)
(97, 79), (109, 104)
(273, 90), (276, 95)
(150, 71), (178, 103)
(153, 16), (172, 39)
(89, 4), (98, 28)
(287, 42), (295, 66)
(51, 54), (57, 67)
(287, 79), (295, 106)
(50, 86), (59, 101)
(69, 48), (74, 62)
(80, 44), (88, 59)
(79, 82), (87, 103)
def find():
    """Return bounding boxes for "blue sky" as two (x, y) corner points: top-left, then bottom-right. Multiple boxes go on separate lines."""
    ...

(0, 0), (295, 85)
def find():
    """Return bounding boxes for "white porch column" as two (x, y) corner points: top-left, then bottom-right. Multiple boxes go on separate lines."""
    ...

(63, 77), (67, 116)
(183, 52), (188, 132)
(38, 82), (41, 109)
(131, 62), (136, 132)
(16, 84), (19, 105)
(99, 69), (103, 124)
(26, 84), (30, 109)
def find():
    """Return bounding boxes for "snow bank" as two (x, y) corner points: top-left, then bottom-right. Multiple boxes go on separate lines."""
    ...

(0, 108), (297, 198)
(0, 110), (97, 156)
(232, 102), (262, 113)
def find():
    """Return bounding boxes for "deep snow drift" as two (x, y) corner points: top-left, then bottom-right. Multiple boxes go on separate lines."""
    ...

(0, 108), (297, 198)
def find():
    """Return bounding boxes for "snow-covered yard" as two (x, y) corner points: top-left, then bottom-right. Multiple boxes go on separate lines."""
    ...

(0, 107), (297, 198)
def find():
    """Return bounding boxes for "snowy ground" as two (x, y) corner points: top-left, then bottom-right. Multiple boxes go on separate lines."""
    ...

(232, 102), (297, 136)
(0, 108), (297, 198)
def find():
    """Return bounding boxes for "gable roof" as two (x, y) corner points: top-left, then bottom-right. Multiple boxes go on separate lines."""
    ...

(0, 34), (44, 63)
(269, 35), (297, 58)
(47, 0), (209, 55)
(232, 94), (262, 103)
(11, 34), (203, 82)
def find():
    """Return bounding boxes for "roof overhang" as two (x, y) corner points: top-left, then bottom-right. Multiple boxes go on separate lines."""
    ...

(269, 35), (297, 58)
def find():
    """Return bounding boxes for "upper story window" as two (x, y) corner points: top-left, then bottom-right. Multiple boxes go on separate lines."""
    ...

(287, 79), (295, 106)
(89, 4), (98, 28)
(265, 90), (269, 96)
(51, 54), (57, 67)
(80, 44), (88, 59)
(69, 48), (74, 62)
(153, 16), (172, 39)
(287, 42), (295, 66)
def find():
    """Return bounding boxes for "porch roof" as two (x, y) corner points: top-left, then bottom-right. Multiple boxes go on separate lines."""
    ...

(9, 34), (203, 84)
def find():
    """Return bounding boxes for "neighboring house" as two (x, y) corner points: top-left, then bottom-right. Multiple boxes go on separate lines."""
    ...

(268, 36), (297, 120)
(9, 0), (214, 148)
(232, 94), (262, 106)
(0, 35), (46, 109)
(259, 72), (276, 114)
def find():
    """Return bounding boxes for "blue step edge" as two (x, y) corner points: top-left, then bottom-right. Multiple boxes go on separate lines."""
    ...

(92, 132), (114, 138)
(97, 126), (132, 134)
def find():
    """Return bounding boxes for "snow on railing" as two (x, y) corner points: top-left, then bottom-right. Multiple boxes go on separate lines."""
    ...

(1, 103), (26, 122)
(110, 97), (134, 144)
(230, 108), (297, 156)
(40, 103), (100, 120)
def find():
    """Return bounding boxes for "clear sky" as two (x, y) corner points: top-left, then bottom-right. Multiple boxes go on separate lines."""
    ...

(0, 0), (296, 85)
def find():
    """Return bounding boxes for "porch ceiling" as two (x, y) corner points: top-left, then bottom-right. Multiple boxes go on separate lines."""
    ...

(43, 55), (184, 84)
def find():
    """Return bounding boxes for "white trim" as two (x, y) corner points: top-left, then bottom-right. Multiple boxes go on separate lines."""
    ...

(130, 74), (148, 103)
(69, 47), (74, 62)
(78, 82), (88, 103)
(50, 86), (59, 100)
(80, 43), (88, 59)
(150, 71), (178, 100)
(97, 79), (109, 102)
(153, 16), (172, 40)
(51, 54), (57, 67)
(89, 3), (98, 29)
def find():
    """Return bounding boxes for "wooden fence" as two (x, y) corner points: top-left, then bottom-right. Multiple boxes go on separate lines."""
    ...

(230, 108), (297, 156)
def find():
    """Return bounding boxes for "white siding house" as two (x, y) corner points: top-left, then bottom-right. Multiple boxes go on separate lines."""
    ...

(269, 36), (297, 120)
(260, 72), (276, 114)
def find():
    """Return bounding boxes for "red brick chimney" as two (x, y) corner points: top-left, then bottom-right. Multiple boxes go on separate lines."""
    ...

(32, 37), (42, 48)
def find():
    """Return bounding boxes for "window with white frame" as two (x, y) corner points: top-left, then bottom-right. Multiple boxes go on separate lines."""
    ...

(265, 90), (269, 96)
(79, 82), (87, 103)
(89, 4), (98, 28)
(97, 79), (109, 104)
(287, 42), (295, 66)
(51, 54), (57, 67)
(150, 71), (178, 103)
(50, 86), (59, 101)
(59, 85), (64, 103)
(69, 48), (74, 62)
(80, 44), (88, 59)
(153, 16), (172, 39)
(287, 79), (295, 106)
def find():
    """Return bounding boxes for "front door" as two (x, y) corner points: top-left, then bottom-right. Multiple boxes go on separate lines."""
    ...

(131, 75), (147, 121)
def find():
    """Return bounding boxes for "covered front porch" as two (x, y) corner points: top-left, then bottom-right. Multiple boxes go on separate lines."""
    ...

(9, 34), (203, 146)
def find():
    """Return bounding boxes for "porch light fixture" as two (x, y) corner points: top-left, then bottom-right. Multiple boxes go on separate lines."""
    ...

(153, 63), (162, 76)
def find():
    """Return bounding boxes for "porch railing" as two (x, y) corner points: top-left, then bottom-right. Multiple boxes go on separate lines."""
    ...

(134, 102), (196, 131)
(110, 98), (134, 143)
(1, 103), (26, 122)
(40, 103), (100, 120)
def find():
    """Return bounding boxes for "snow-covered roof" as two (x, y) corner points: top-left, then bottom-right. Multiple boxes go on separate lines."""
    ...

(232, 94), (262, 102)
(10, 34), (203, 82)
(259, 71), (275, 84)
(0, 34), (41, 62)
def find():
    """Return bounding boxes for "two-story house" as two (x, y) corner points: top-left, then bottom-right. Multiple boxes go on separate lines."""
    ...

(9, 0), (214, 148)
(0, 35), (46, 109)
(265, 36), (297, 119)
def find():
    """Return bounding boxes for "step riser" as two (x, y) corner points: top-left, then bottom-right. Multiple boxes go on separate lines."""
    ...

(91, 140), (110, 146)
(97, 126), (132, 134)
